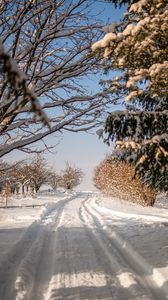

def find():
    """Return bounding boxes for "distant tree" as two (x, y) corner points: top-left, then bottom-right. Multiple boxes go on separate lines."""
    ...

(0, 41), (47, 129)
(0, 160), (21, 205)
(0, 160), (11, 193)
(60, 162), (83, 190)
(48, 172), (62, 191)
(0, 160), (24, 192)
(93, 156), (156, 206)
(27, 155), (49, 192)
(9, 162), (30, 194)
(92, 0), (168, 191)
(0, 156), (50, 195)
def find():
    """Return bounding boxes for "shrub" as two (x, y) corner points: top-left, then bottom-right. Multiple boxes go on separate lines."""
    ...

(93, 157), (156, 206)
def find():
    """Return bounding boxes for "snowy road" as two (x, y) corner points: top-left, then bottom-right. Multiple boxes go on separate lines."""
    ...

(0, 192), (168, 300)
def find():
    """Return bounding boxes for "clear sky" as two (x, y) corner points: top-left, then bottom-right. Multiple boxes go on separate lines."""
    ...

(47, 131), (111, 190)
(6, 2), (126, 190)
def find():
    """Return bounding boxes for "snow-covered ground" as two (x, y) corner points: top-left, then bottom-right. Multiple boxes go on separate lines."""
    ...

(0, 191), (168, 300)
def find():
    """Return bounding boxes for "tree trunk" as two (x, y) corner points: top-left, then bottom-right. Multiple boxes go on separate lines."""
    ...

(22, 185), (25, 194)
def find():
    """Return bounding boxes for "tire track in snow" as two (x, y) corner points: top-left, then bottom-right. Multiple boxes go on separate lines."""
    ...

(83, 196), (168, 300)
(28, 202), (67, 300)
(43, 194), (123, 300)
(79, 200), (151, 300)
(90, 197), (168, 291)
(2, 192), (167, 300)
(44, 193), (155, 300)
(0, 195), (75, 300)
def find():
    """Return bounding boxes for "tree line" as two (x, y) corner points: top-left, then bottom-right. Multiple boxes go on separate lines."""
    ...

(0, 156), (83, 199)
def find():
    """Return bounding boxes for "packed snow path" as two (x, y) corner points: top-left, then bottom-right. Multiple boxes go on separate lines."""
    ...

(0, 193), (168, 300)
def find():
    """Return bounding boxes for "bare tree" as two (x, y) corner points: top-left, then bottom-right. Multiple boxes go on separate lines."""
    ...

(0, 160), (21, 191)
(48, 172), (62, 191)
(0, 160), (19, 205)
(27, 155), (49, 192)
(0, 0), (114, 158)
(0, 156), (49, 196)
(0, 160), (11, 193)
(9, 162), (30, 194)
(60, 162), (83, 190)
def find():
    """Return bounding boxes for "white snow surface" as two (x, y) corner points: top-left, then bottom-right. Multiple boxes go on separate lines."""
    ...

(0, 191), (168, 300)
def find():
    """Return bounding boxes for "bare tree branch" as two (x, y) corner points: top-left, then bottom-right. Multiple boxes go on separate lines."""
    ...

(0, 0), (114, 156)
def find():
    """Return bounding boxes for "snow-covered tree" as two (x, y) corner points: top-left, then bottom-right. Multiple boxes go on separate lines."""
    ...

(93, 156), (156, 206)
(0, 0), (115, 157)
(92, 0), (168, 191)
(105, 0), (137, 7)
(60, 162), (83, 190)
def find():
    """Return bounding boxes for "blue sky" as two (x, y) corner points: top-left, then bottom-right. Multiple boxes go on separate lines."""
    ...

(6, 2), (126, 190)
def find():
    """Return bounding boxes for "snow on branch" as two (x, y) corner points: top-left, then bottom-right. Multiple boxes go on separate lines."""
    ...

(92, 0), (168, 191)
(0, 0), (114, 156)
(91, 0), (168, 103)
(0, 42), (49, 129)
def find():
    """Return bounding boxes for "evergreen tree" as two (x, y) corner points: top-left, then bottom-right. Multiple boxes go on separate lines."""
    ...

(92, 0), (168, 191)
